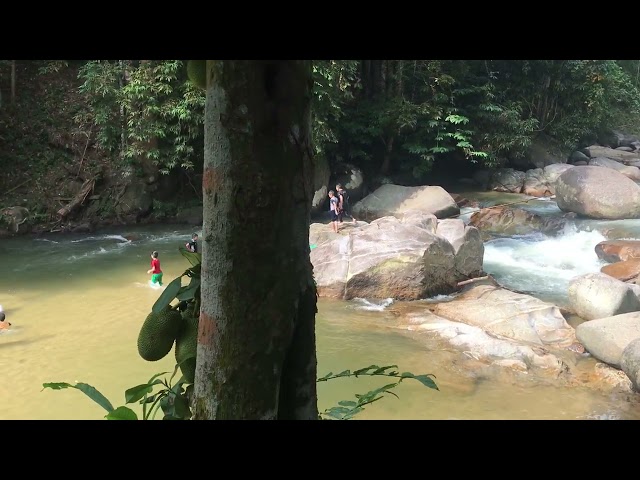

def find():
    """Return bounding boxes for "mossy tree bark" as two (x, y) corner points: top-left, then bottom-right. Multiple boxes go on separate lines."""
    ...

(193, 60), (318, 420)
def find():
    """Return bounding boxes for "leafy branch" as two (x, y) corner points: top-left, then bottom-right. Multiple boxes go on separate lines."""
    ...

(42, 360), (193, 420)
(317, 364), (438, 420)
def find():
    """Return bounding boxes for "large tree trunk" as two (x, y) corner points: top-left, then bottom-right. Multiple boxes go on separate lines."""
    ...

(11, 60), (16, 104)
(193, 60), (318, 420)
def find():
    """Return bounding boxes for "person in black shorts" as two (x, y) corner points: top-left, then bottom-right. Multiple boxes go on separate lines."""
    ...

(336, 183), (356, 224)
(186, 233), (198, 253)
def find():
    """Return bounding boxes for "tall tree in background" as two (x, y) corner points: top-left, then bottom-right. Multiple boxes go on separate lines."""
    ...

(193, 61), (318, 420)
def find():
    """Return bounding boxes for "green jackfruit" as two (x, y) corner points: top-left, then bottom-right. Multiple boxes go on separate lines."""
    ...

(187, 60), (207, 91)
(137, 307), (183, 362)
(175, 314), (198, 383)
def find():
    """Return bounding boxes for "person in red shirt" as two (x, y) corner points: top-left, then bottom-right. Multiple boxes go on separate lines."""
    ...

(147, 251), (163, 286)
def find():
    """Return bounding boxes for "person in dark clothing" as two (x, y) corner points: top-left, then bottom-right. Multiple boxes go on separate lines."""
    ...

(186, 233), (198, 253)
(336, 183), (356, 224)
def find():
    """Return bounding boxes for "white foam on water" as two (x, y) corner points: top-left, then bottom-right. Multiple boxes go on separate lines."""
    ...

(35, 238), (59, 244)
(421, 294), (458, 303)
(132, 281), (165, 290)
(483, 224), (608, 303)
(70, 234), (129, 243)
(352, 297), (394, 311)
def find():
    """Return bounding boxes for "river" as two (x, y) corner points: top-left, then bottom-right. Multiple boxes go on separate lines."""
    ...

(1, 193), (640, 420)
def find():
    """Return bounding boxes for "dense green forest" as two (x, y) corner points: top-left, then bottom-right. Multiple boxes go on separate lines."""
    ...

(1, 59), (640, 234)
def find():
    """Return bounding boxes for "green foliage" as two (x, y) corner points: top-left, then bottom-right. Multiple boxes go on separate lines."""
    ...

(318, 365), (438, 420)
(43, 362), (437, 420)
(42, 361), (193, 420)
(77, 60), (205, 174)
(311, 60), (360, 158)
(38, 60), (70, 75)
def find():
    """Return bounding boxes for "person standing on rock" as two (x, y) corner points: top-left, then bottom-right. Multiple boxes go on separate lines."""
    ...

(336, 183), (356, 224)
(328, 190), (340, 233)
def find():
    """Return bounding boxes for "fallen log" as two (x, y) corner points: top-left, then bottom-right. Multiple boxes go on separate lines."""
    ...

(57, 177), (96, 219)
(456, 275), (491, 287)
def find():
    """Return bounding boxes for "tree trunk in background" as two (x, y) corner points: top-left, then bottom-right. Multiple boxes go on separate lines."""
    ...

(362, 60), (371, 98)
(380, 135), (394, 176)
(396, 60), (404, 97)
(119, 60), (127, 153)
(11, 60), (16, 104)
(371, 60), (384, 97)
(193, 60), (318, 420)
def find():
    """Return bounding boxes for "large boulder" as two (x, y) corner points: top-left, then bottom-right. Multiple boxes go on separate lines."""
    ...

(543, 164), (574, 194)
(597, 130), (640, 150)
(620, 338), (640, 391)
(588, 157), (640, 181)
(468, 206), (566, 236)
(431, 282), (577, 348)
(309, 214), (483, 300)
(575, 312), (640, 367)
(568, 273), (640, 321)
(0, 206), (31, 234)
(488, 168), (525, 193)
(601, 260), (640, 282)
(435, 219), (484, 279)
(351, 184), (459, 222)
(522, 168), (551, 197)
(595, 240), (640, 263)
(583, 145), (640, 165)
(554, 166), (640, 219)
(400, 310), (568, 374)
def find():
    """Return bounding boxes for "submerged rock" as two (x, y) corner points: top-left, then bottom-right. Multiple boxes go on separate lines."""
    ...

(430, 282), (576, 347)
(469, 206), (565, 236)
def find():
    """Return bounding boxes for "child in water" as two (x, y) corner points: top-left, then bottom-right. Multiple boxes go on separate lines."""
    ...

(147, 251), (163, 286)
(186, 233), (198, 253)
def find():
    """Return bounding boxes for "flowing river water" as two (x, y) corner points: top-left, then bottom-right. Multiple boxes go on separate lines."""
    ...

(2, 191), (640, 420)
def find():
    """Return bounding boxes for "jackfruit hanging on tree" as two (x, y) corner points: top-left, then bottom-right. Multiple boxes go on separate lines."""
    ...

(137, 305), (183, 362)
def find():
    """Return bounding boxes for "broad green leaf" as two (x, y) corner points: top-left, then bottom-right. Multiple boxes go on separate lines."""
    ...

(173, 393), (191, 419)
(335, 370), (351, 377)
(152, 276), (183, 314)
(400, 372), (415, 379)
(43, 382), (115, 413)
(338, 400), (357, 407)
(125, 380), (163, 404)
(343, 407), (365, 419)
(413, 374), (439, 390)
(73, 382), (116, 412)
(179, 246), (201, 267)
(176, 279), (200, 301)
(105, 406), (138, 420)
